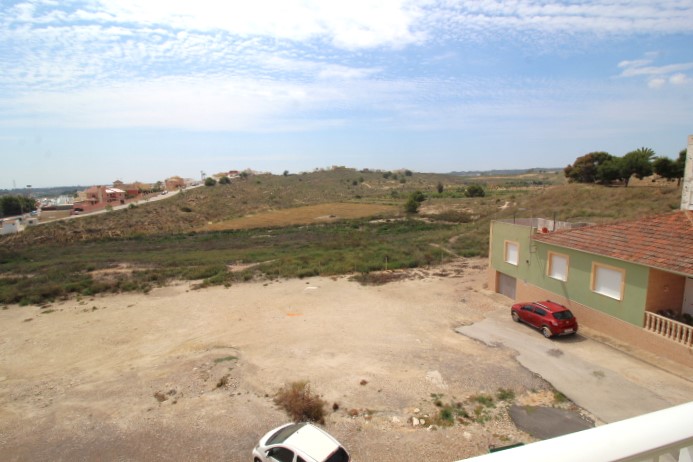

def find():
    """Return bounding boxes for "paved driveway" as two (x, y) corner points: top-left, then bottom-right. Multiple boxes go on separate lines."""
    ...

(456, 310), (693, 424)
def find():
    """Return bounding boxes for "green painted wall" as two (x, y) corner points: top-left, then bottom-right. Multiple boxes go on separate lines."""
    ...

(489, 220), (533, 282)
(530, 243), (648, 326)
(490, 220), (649, 326)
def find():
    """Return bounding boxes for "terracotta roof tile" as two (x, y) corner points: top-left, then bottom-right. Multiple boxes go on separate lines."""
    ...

(533, 210), (693, 276)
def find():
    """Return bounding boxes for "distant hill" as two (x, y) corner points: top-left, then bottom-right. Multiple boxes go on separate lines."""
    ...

(449, 168), (562, 176)
(0, 186), (85, 197)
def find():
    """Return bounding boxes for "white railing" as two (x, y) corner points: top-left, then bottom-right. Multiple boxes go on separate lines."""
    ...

(644, 312), (693, 348)
(460, 401), (693, 462)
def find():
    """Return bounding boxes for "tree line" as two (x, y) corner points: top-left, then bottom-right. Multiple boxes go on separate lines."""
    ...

(0, 195), (37, 217)
(564, 147), (686, 187)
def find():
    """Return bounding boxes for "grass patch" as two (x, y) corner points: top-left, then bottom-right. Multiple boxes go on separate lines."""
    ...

(214, 355), (238, 363)
(553, 390), (568, 403)
(496, 388), (515, 401)
(274, 381), (326, 424)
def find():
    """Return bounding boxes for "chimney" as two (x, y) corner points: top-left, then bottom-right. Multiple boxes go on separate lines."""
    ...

(682, 135), (693, 210)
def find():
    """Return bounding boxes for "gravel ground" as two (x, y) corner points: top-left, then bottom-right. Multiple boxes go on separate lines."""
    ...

(1, 259), (569, 461)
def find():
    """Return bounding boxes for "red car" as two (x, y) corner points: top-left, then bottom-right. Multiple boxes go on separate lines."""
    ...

(511, 301), (578, 338)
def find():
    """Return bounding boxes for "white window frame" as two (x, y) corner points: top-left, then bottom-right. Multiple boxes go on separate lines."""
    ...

(591, 262), (625, 301)
(504, 240), (519, 266)
(547, 252), (569, 281)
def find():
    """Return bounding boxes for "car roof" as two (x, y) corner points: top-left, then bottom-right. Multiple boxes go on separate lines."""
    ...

(533, 301), (568, 312)
(284, 423), (340, 461)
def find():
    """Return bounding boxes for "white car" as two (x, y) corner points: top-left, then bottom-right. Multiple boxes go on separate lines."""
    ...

(252, 422), (350, 462)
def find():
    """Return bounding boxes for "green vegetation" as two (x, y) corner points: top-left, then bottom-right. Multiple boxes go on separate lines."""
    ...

(564, 146), (685, 186)
(0, 168), (681, 306)
(1, 195), (37, 216)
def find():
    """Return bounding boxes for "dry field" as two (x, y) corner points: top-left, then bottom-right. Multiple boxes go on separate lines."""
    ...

(202, 203), (399, 231)
(0, 259), (564, 461)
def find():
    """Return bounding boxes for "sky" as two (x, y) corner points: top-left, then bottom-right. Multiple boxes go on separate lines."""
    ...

(1, 0), (692, 189)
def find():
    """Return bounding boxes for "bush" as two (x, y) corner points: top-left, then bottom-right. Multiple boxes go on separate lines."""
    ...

(204, 177), (217, 186)
(404, 197), (419, 214)
(274, 381), (326, 424)
(218, 176), (231, 185)
(465, 184), (485, 197)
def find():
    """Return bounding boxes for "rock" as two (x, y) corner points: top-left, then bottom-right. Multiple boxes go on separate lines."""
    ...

(412, 417), (420, 426)
(392, 416), (401, 424)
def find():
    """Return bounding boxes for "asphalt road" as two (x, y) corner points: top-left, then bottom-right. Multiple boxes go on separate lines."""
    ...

(456, 309), (693, 424)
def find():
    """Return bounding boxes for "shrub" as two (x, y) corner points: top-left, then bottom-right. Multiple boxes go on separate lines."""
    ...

(496, 388), (515, 401)
(274, 381), (326, 424)
(404, 197), (419, 213)
(218, 176), (231, 185)
(465, 184), (485, 197)
(204, 177), (217, 186)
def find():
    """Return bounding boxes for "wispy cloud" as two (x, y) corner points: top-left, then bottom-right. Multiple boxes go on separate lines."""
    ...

(618, 54), (693, 89)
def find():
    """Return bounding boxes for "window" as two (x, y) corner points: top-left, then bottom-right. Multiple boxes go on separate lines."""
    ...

(548, 252), (569, 281)
(591, 263), (625, 300)
(267, 447), (294, 462)
(504, 241), (519, 266)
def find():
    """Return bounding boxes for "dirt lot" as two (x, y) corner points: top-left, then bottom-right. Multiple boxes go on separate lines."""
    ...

(1, 259), (572, 461)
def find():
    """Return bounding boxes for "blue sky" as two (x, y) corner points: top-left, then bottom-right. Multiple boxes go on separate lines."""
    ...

(1, 0), (692, 188)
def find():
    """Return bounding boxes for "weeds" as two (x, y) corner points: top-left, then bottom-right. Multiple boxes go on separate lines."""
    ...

(496, 388), (515, 401)
(274, 381), (326, 424)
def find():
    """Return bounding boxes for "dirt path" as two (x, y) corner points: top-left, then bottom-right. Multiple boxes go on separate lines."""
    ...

(0, 259), (651, 461)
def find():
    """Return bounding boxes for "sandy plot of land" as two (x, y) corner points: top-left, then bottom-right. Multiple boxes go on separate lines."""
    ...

(202, 203), (398, 231)
(0, 260), (556, 461)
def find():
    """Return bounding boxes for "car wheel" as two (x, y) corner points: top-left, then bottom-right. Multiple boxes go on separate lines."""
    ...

(511, 311), (520, 322)
(541, 326), (553, 338)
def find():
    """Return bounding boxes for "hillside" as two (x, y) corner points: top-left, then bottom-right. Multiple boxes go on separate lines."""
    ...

(4, 168), (558, 246)
(0, 168), (682, 306)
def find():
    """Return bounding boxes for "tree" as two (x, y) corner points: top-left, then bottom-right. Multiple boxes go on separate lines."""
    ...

(404, 170), (413, 177)
(218, 176), (231, 185)
(620, 147), (654, 187)
(0, 195), (36, 216)
(465, 184), (485, 197)
(239, 171), (249, 180)
(596, 157), (623, 184)
(653, 157), (677, 182)
(564, 152), (612, 183)
(204, 177), (217, 187)
(654, 149), (687, 185)
(283, 170), (289, 176)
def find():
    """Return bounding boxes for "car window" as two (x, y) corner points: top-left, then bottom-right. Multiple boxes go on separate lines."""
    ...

(553, 310), (574, 320)
(522, 306), (534, 312)
(267, 447), (294, 462)
(297, 457), (307, 462)
(267, 423), (307, 445)
(325, 447), (350, 462)
(534, 308), (547, 316)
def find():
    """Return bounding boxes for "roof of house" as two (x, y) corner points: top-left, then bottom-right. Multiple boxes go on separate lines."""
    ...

(533, 210), (693, 276)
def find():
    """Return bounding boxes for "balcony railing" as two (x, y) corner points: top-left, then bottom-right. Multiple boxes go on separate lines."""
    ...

(461, 401), (693, 462)
(644, 312), (693, 348)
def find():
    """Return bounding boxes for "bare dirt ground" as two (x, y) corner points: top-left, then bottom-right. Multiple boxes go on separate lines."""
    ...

(0, 259), (589, 461)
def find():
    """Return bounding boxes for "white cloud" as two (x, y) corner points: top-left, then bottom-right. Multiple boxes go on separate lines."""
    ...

(648, 78), (666, 89)
(617, 53), (693, 89)
(669, 73), (690, 85)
